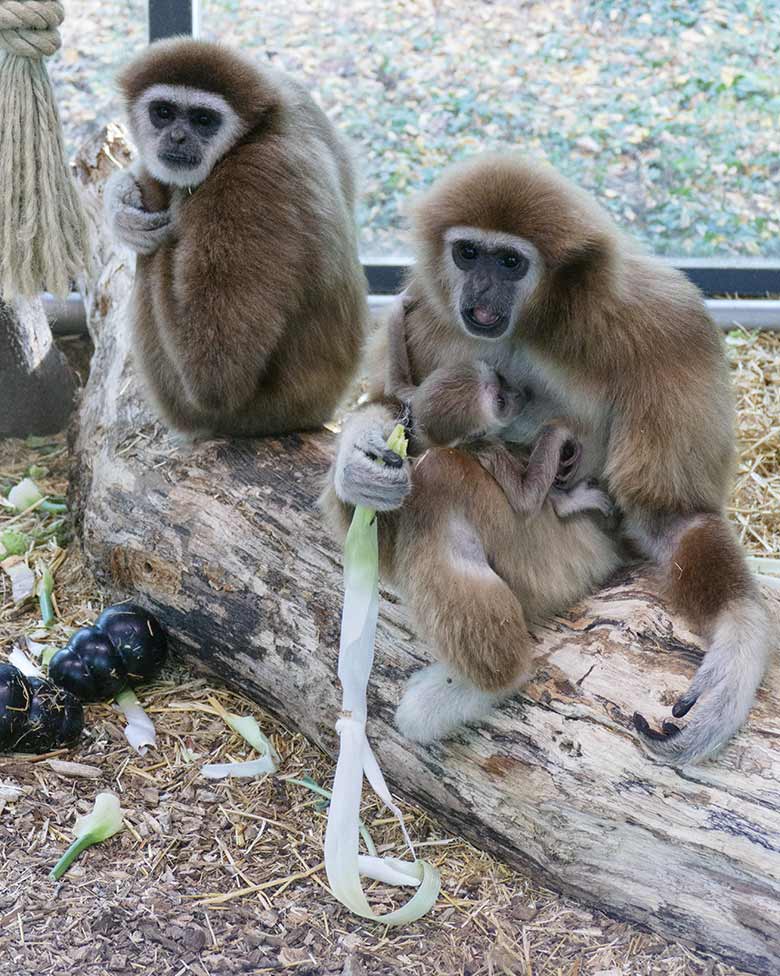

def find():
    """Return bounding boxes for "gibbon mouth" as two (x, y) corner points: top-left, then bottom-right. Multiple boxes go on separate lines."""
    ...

(159, 151), (200, 168)
(462, 305), (509, 338)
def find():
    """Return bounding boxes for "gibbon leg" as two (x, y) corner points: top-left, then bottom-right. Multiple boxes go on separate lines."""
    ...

(474, 423), (580, 517)
(473, 423), (594, 519)
(549, 480), (613, 518)
(394, 513), (533, 743)
(633, 513), (772, 763)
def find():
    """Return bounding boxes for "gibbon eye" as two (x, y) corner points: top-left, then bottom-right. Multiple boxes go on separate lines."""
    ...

(190, 108), (221, 131)
(150, 101), (175, 124)
(455, 241), (479, 262)
(496, 250), (529, 276)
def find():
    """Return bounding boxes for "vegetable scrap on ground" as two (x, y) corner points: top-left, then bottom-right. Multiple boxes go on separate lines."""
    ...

(1, 329), (777, 974)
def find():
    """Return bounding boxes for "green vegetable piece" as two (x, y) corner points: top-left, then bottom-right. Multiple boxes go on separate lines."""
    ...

(324, 422), (441, 925)
(8, 478), (43, 512)
(200, 697), (279, 779)
(286, 775), (377, 857)
(38, 565), (55, 628)
(385, 423), (408, 460)
(115, 687), (156, 754)
(25, 435), (56, 449)
(40, 500), (68, 514)
(0, 530), (31, 558)
(6, 478), (66, 515)
(50, 792), (125, 881)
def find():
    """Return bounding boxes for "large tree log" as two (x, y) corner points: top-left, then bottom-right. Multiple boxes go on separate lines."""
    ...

(70, 129), (780, 974)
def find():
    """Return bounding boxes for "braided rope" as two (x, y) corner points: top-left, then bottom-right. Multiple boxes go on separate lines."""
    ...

(0, 0), (90, 299)
(0, 1), (64, 58)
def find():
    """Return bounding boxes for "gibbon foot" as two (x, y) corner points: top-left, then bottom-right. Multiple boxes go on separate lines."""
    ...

(395, 662), (508, 743)
(550, 479), (614, 518)
(633, 713), (681, 742)
(553, 437), (582, 488)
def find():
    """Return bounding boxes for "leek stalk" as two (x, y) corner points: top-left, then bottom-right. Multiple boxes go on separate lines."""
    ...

(323, 424), (440, 924)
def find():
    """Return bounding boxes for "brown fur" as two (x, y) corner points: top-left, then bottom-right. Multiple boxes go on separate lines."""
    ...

(118, 40), (366, 436)
(665, 515), (754, 633)
(367, 444), (618, 692)
(323, 155), (770, 759)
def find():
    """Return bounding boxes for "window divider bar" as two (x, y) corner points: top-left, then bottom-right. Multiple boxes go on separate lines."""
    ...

(362, 258), (780, 299)
(148, 0), (199, 43)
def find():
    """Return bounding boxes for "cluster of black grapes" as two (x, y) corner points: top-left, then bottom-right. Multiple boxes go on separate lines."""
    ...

(0, 604), (167, 754)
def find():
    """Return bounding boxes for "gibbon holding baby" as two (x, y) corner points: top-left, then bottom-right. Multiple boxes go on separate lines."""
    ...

(323, 155), (771, 765)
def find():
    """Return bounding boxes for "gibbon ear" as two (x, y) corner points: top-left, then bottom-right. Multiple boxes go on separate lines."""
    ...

(528, 235), (615, 336)
(539, 235), (615, 327)
(555, 236), (612, 293)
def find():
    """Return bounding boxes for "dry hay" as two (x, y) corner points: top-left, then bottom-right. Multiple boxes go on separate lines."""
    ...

(727, 329), (780, 556)
(1, 330), (777, 976)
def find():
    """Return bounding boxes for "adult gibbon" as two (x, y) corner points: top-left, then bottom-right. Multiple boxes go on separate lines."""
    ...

(323, 155), (770, 764)
(105, 39), (366, 437)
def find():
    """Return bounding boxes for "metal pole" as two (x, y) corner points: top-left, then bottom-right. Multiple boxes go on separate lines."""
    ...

(148, 0), (200, 42)
(46, 293), (780, 335)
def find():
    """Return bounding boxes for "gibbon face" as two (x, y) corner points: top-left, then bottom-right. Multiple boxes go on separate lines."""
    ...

(411, 154), (622, 344)
(443, 226), (542, 340)
(130, 83), (247, 187)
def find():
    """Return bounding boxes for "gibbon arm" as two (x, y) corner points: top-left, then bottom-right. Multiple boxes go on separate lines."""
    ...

(105, 167), (172, 256)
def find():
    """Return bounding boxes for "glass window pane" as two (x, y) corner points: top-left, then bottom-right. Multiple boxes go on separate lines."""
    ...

(51, 1), (147, 161)
(49, 2), (779, 262)
(200, 0), (779, 259)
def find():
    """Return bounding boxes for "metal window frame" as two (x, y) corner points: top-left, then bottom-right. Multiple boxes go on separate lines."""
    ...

(45, 293), (780, 336)
(362, 258), (780, 299)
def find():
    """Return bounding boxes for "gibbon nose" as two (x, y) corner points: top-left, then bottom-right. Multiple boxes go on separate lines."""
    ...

(170, 126), (187, 144)
(473, 280), (494, 301)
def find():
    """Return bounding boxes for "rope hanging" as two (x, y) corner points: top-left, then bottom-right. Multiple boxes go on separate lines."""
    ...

(0, 1), (91, 299)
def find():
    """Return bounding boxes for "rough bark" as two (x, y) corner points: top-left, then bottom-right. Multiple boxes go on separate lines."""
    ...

(0, 296), (77, 437)
(70, 128), (780, 975)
